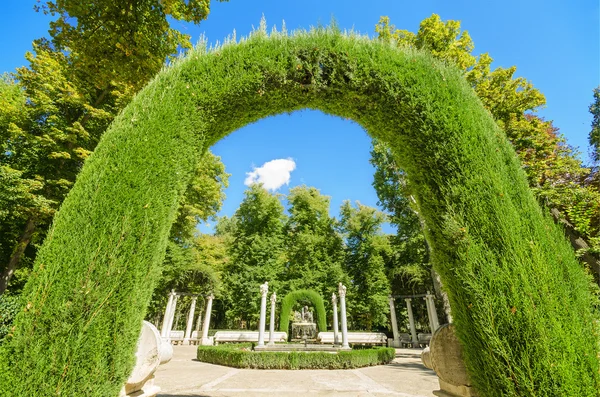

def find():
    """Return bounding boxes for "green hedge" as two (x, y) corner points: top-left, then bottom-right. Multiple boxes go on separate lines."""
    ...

(279, 289), (327, 335)
(1, 25), (598, 396)
(196, 344), (395, 369)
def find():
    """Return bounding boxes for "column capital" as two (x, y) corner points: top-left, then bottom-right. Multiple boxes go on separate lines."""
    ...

(388, 295), (395, 303)
(260, 282), (269, 297)
(405, 297), (412, 303)
(332, 293), (337, 304)
(338, 283), (346, 298)
(270, 292), (276, 304)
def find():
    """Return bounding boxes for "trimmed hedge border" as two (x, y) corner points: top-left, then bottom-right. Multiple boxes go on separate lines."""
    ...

(196, 344), (395, 369)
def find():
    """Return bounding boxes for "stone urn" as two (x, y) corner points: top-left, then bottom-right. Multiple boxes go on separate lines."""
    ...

(119, 320), (173, 397)
(423, 323), (479, 397)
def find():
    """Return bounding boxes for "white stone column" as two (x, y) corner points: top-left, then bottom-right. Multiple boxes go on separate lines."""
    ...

(388, 296), (400, 347)
(424, 294), (435, 334)
(428, 293), (440, 332)
(268, 292), (276, 346)
(257, 282), (269, 347)
(166, 294), (179, 342)
(339, 283), (349, 349)
(183, 297), (197, 344)
(160, 290), (175, 337)
(405, 298), (419, 348)
(332, 293), (339, 345)
(201, 294), (214, 345)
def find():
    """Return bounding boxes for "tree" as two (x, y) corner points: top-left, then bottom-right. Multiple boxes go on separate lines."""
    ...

(370, 140), (432, 295)
(0, 0), (227, 293)
(374, 14), (600, 280)
(589, 87), (600, 164)
(145, 151), (230, 322)
(222, 184), (287, 327)
(338, 201), (391, 331)
(283, 186), (345, 302)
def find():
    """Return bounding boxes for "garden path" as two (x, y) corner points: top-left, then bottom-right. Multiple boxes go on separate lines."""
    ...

(155, 346), (438, 396)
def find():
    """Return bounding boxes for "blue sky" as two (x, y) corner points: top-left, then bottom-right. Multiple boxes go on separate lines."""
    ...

(2, 1), (599, 234)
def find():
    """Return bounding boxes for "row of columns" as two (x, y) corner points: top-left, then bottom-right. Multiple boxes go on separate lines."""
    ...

(388, 291), (440, 348)
(160, 290), (214, 345)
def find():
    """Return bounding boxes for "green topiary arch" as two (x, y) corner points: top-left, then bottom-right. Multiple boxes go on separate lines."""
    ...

(279, 289), (327, 335)
(1, 26), (599, 396)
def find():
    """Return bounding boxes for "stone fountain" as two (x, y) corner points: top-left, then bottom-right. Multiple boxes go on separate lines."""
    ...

(291, 305), (317, 341)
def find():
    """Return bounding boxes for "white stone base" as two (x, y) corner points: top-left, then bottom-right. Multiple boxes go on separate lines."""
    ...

(434, 380), (478, 397)
(120, 377), (161, 397)
(200, 336), (214, 346)
(387, 339), (402, 348)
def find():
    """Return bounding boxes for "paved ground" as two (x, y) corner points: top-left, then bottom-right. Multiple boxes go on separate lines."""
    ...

(154, 346), (439, 397)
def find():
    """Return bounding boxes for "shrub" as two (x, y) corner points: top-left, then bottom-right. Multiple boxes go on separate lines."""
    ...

(196, 344), (395, 369)
(279, 290), (327, 335)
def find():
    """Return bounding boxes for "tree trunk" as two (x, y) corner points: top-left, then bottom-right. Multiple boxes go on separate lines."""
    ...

(550, 208), (600, 282)
(0, 217), (37, 294)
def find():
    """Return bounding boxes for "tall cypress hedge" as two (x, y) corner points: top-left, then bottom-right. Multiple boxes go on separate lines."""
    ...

(1, 26), (598, 396)
(279, 289), (327, 335)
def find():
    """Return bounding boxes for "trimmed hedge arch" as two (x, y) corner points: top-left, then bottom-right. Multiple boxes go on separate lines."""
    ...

(279, 290), (327, 335)
(1, 26), (599, 396)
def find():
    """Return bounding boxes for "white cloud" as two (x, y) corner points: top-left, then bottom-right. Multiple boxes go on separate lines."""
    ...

(244, 158), (296, 191)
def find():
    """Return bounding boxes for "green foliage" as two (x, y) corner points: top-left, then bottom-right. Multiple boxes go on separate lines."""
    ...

(0, 294), (20, 342)
(2, 26), (599, 397)
(369, 139), (432, 294)
(338, 201), (391, 330)
(374, 14), (600, 276)
(1, 0), (227, 293)
(222, 184), (287, 326)
(590, 87), (600, 163)
(279, 290), (327, 335)
(196, 344), (395, 369)
(282, 186), (345, 308)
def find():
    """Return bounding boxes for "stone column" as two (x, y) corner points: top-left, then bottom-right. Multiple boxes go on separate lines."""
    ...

(339, 283), (349, 349)
(388, 295), (400, 347)
(200, 294), (214, 345)
(183, 297), (197, 344)
(160, 290), (175, 338)
(257, 282), (269, 347)
(428, 293), (440, 332)
(332, 293), (339, 345)
(424, 294), (436, 334)
(405, 298), (419, 348)
(268, 292), (276, 346)
(166, 293), (179, 342)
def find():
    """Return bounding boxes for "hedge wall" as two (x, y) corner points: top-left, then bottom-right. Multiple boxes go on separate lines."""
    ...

(1, 25), (598, 396)
(279, 289), (327, 335)
(196, 344), (395, 369)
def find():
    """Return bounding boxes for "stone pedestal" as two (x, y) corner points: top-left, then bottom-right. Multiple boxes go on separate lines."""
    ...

(338, 283), (349, 349)
(268, 292), (276, 346)
(332, 293), (339, 345)
(120, 321), (171, 397)
(424, 323), (479, 397)
(200, 294), (214, 346)
(388, 296), (401, 347)
(257, 282), (268, 347)
(183, 297), (197, 345)
(405, 298), (419, 348)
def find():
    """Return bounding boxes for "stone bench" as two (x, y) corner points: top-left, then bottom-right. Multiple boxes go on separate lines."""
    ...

(418, 333), (432, 347)
(168, 330), (185, 345)
(317, 332), (387, 345)
(214, 331), (287, 344)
